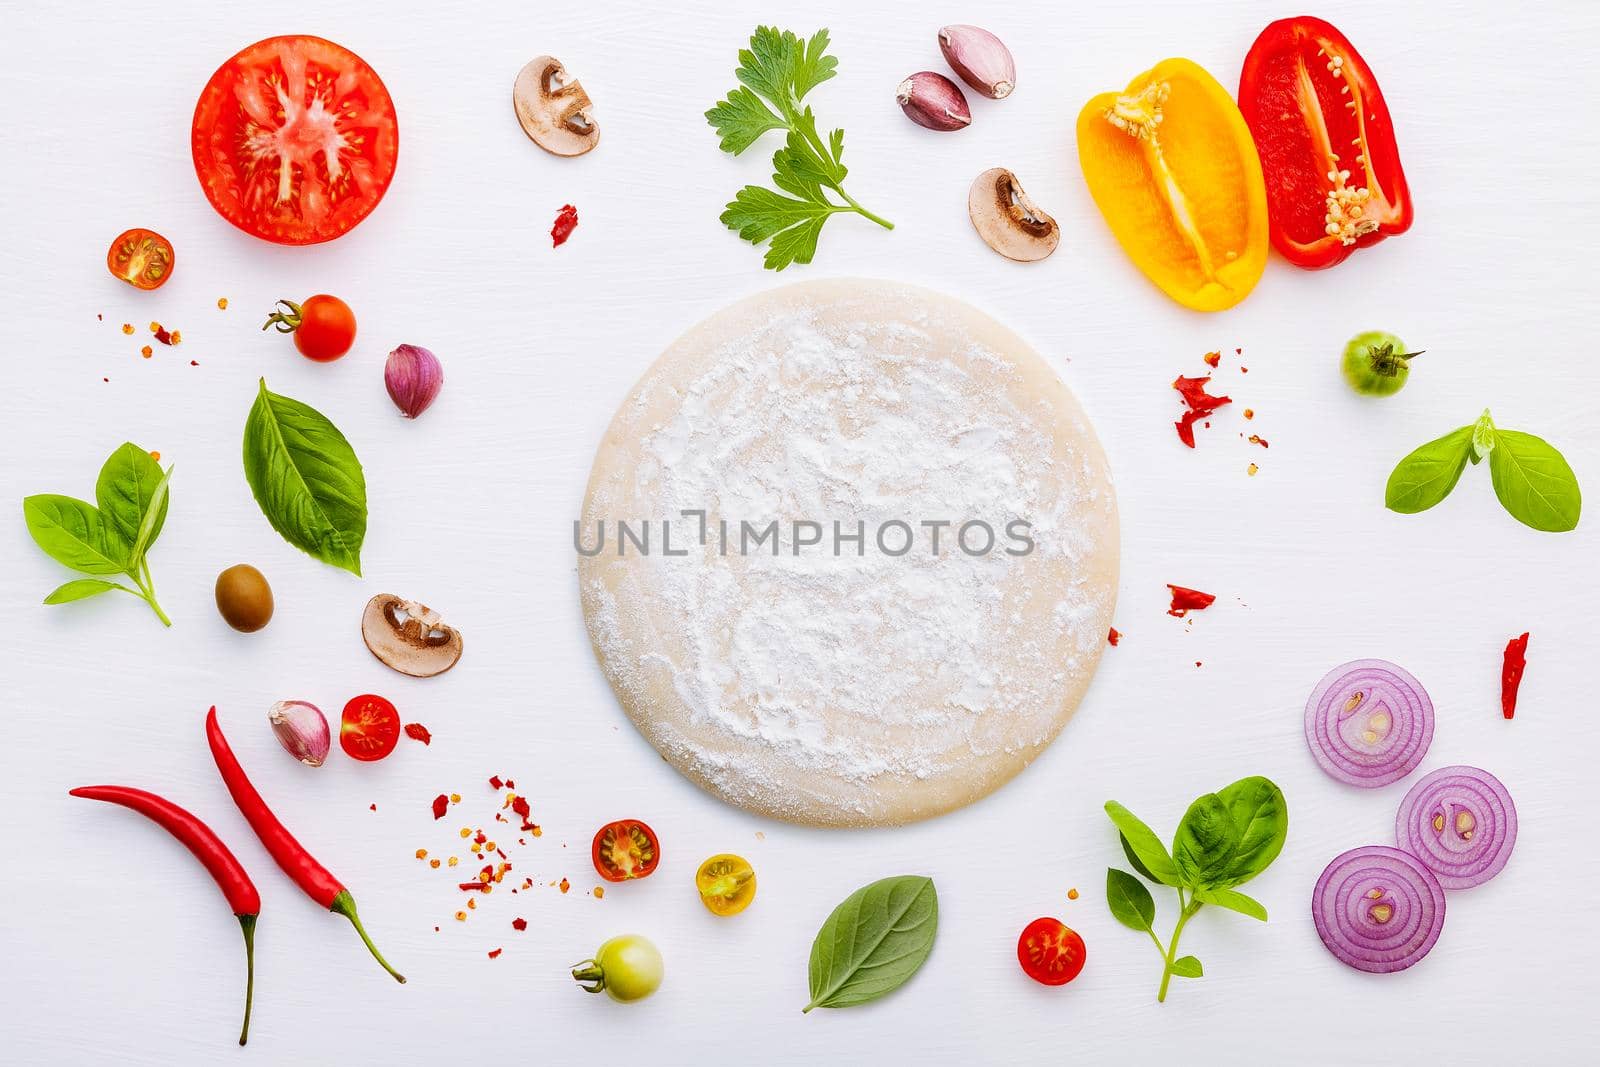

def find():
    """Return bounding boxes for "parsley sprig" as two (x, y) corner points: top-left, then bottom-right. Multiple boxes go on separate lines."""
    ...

(706, 27), (893, 270)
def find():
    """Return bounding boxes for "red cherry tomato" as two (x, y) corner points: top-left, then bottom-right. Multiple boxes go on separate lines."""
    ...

(191, 35), (398, 245)
(262, 295), (357, 361)
(591, 820), (660, 882)
(340, 694), (400, 762)
(106, 229), (175, 290)
(1017, 917), (1086, 986)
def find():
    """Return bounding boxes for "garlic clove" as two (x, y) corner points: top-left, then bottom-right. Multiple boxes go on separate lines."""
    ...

(268, 700), (331, 767)
(896, 72), (972, 132)
(938, 25), (1016, 100)
(385, 344), (444, 419)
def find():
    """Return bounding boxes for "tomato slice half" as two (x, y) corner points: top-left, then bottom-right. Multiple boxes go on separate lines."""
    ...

(340, 694), (401, 762)
(1017, 917), (1086, 986)
(106, 229), (174, 290)
(191, 35), (398, 245)
(592, 820), (660, 882)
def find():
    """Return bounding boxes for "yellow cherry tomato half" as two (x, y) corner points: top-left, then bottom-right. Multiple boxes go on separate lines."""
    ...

(695, 854), (756, 916)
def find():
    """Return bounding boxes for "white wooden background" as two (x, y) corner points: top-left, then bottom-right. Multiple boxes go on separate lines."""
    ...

(3, 1), (1595, 1063)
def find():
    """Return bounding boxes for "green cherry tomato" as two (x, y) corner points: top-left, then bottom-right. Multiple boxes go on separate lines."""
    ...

(571, 935), (663, 1003)
(1342, 330), (1423, 396)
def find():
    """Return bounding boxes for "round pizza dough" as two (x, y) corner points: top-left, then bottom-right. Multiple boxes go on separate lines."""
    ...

(578, 280), (1118, 827)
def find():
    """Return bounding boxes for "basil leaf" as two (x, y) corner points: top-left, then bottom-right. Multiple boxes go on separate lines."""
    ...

(1105, 801), (1182, 886)
(1169, 955), (1203, 978)
(1385, 426), (1473, 514)
(1106, 868), (1156, 933)
(1212, 776), (1288, 888)
(1194, 886), (1268, 921)
(43, 578), (128, 604)
(1470, 408), (1496, 462)
(1120, 833), (1159, 882)
(129, 465), (172, 566)
(1489, 428), (1581, 532)
(95, 443), (168, 554)
(1172, 793), (1239, 889)
(243, 379), (367, 575)
(23, 495), (130, 574)
(804, 875), (937, 1012)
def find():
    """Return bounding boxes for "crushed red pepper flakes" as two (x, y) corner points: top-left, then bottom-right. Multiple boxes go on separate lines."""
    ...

(1202, 351), (1221, 368)
(121, 323), (135, 335)
(593, 886), (604, 899)
(489, 775), (503, 789)
(487, 948), (503, 959)
(1247, 434), (1269, 448)
(1502, 632), (1530, 719)
(369, 804), (377, 812)
(559, 878), (571, 894)
(1248, 463), (1260, 477)
(459, 882), (490, 892)
(217, 297), (229, 310)
(140, 346), (153, 358)
(512, 917), (527, 931)
(551, 203), (579, 247)
(1067, 888), (1080, 901)
(1243, 408), (1255, 420)
(430, 859), (442, 869)
(149, 451), (161, 462)
(404, 722), (432, 745)
(1107, 627), (1121, 647)
(1166, 585), (1216, 618)
(432, 794), (449, 820)
(1173, 374), (1232, 448)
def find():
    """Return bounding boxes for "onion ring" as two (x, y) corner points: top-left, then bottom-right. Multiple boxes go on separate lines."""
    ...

(1395, 765), (1517, 890)
(1304, 659), (1433, 787)
(1312, 845), (1445, 973)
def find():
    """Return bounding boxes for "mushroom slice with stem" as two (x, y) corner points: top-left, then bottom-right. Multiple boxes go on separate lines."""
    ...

(513, 55), (599, 156)
(361, 593), (464, 678)
(968, 167), (1060, 262)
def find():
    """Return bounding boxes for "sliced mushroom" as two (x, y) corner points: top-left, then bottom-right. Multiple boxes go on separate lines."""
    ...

(361, 593), (464, 678)
(967, 167), (1060, 262)
(513, 56), (599, 156)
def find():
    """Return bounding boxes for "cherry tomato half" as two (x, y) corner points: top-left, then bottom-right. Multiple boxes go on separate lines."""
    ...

(340, 694), (400, 761)
(1017, 917), (1086, 986)
(592, 820), (659, 882)
(107, 229), (174, 290)
(192, 35), (398, 245)
(263, 295), (357, 361)
(695, 854), (756, 916)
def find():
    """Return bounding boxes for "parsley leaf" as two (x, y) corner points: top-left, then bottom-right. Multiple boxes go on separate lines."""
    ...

(706, 26), (891, 270)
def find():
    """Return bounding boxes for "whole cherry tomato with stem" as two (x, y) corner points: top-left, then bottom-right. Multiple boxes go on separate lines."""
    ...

(1018, 917), (1086, 986)
(263, 295), (357, 362)
(1342, 330), (1423, 396)
(572, 934), (663, 1002)
(592, 820), (659, 882)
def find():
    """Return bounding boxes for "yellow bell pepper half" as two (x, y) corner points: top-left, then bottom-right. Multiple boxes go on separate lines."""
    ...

(1077, 58), (1269, 312)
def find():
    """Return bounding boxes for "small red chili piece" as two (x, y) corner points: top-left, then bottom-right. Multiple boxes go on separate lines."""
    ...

(1166, 585), (1216, 618)
(404, 723), (432, 745)
(488, 948), (503, 959)
(512, 917), (527, 931)
(1173, 375), (1232, 448)
(1107, 627), (1121, 646)
(1501, 632), (1530, 719)
(431, 794), (449, 820)
(551, 204), (579, 247)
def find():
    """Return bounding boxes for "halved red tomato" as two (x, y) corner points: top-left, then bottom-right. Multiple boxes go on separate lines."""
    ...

(1017, 917), (1086, 986)
(191, 35), (398, 245)
(340, 694), (401, 762)
(592, 820), (659, 882)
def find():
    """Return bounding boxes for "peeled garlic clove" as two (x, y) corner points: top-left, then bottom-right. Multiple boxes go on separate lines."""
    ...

(939, 25), (1016, 100)
(896, 72), (971, 132)
(268, 700), (330, 767)
(385, 344), (444, 419)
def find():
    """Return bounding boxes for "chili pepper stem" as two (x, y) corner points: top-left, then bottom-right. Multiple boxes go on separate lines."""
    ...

(330, 890), (405, 983)
(237, 914), (257, 1045)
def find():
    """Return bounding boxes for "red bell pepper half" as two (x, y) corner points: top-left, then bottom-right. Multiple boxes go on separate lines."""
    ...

(1239, 17), (1412, 269)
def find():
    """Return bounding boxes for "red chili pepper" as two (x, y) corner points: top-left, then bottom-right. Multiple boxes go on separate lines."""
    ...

(1501, 632), (1530, 719)
(403, 722), (432, 745)
(1239, 16), (1412, 269)
(205, 707), (405, 983)
(551, 204), (579, 247)
(1166, 585), (1216, 617)
(70, 785), (260, 1044)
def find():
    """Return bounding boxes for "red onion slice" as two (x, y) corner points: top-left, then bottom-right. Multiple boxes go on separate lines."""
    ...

(1312, 845), (1446, 973)
(1304, 659), (1433, 787)
(1395, 765), (1517, 890)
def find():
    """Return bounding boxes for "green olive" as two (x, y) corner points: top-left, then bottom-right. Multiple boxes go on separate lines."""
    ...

(215, 564), (274, 632)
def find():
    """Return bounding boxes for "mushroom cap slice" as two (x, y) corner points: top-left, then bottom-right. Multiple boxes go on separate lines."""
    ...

(513, 55), (599, 157)
(968, 167), (1060, 262)
(361, 593), (464, 678)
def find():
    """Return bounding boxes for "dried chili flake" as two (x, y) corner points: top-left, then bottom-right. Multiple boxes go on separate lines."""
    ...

(559, 878), (570, 894)
(448, 856), (459, 868)
(474, 830), (487, 846)
(121, 323), (135, 335)
(593, 886), (604, 899)
(430, 859), (441, 869)
(1203, 351), (1221, 368)
(551, 204), (579, 247)
(487, 948), (503, 959)
(1243, 408), (1255, 420)
(489, 775), (503, 789)
(505, 779), (516, 790)
(432, 794), (449, 820)
(510, 794), (535, 831)
(455, 911), (467, 921)
(416, 848), (428, 860)
(152, 324), (175, 345)
(1166, 585), (1216, 618)
(404, 722), (432, 745)
(512, 917), (527, 931)
(149, 451), (161, 462)
(141, 346), (153, 358)
(369, 803), (377, 812)
(467, 898), (477, 911)
(1067, 888), (1080, 901)
(217, 297), (229, 310)
(1107, 627), (1121, 647)
(450, 793), (461, 804)
(459, 882), (490, 892)
(1501, 632), (1530, 719)
(1247, 434), (1269, 448)
(1172, 374), (1232, 448)
(1248, 463), (1260, 476)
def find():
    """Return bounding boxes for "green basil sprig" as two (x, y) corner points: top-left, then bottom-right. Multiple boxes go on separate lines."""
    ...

(1105, 776), (1287, 1002)
(1387, 409), (1581, 532)
(243, 378), (368, 575)
(23, 442), (173, 625)
(804, 875), (937, 1012)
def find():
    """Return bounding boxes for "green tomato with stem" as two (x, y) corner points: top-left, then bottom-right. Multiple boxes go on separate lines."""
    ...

(1342, 330), (1423, 396)
(572, 934), (663, 1002)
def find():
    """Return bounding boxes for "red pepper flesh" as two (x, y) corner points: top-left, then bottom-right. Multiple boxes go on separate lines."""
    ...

(205, 706), (405, 983)
(1239, 16), (1412, 268)
(1167, 585), (1217, 617)
(70, 784), (261, 1044)
(551, 203), (578, 247)
(1501, 632), (1530, 719)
